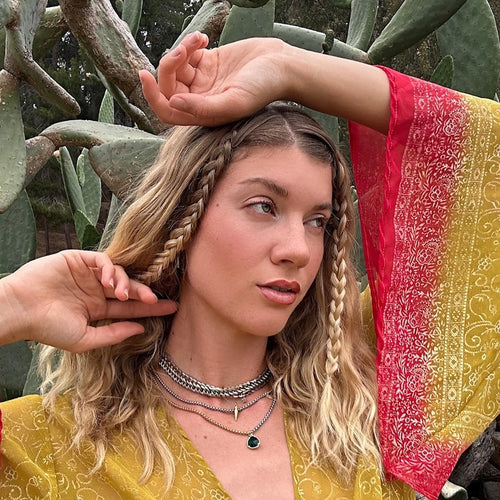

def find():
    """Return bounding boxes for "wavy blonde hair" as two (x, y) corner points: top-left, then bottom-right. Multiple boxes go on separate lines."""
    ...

(40, 104), (380, 487)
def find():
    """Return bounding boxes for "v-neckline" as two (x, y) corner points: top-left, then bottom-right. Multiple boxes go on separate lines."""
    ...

(160, 406), (300, 499)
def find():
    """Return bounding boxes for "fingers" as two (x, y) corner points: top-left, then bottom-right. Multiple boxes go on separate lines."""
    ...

(127, 280), (158, 303)
(140, 31), (211, 124)
(139, 70), (172, 123)
(156, 45), (189, 94)
(75, 322), (146, 352)
(177, 31), (210, 60)
(104, 299), (177, 320)
(168, 90), (258, 126)
(64, 250), (162, 305)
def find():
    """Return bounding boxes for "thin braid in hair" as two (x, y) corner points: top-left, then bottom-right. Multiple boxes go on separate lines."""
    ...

(326, 158), (350, 376)
(138, 135), (235, 286)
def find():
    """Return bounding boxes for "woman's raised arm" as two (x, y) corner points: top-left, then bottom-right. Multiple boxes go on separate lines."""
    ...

(139, 31), (391, 134)
(0, 250), (177, 352)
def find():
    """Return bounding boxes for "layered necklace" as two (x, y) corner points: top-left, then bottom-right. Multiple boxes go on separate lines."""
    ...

(157, 355), (276, 450)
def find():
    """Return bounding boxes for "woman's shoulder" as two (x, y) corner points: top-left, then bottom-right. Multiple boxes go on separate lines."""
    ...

(1, 392), (73, 430)
(1, 394), (45, 421)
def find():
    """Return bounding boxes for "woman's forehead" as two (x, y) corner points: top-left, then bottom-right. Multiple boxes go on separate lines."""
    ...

(220, 146), (333, 198)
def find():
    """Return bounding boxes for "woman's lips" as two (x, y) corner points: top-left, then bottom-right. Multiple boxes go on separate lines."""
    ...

(258, 280), (300, 305)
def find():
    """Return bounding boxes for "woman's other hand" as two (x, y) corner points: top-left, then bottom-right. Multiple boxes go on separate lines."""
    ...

(0, 250), (177, 352)
(139, 31), (288, 126)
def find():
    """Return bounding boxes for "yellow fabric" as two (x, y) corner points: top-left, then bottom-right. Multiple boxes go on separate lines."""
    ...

(0, 394), (412, 499)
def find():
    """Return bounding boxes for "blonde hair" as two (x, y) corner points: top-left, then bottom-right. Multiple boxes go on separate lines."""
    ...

(40, 104), (380, 487)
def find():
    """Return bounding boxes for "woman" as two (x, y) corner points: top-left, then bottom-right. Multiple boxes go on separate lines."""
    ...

(0, 32), (497, 500)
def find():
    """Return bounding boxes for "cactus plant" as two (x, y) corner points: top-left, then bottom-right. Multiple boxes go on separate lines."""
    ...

(0, 340), (34, 401)
(0, 190), (36, 274)
(346, 0), (378, 51)
(220, 0), (275, 44)
(430, 55), (454, 89)
(367, 0), (468, 63)
(436, 0), (500, 99)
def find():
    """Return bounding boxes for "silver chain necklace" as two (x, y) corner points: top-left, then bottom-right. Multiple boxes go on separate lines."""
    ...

(159, 355), (272, 399)
(159, 379), (277, 450)
(154, 373), (271, 421)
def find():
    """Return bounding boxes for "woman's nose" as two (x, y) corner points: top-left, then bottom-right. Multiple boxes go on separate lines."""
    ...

(270, 221), (311, 268)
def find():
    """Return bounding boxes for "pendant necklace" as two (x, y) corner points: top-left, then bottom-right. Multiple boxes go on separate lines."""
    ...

(160, 381), (277, 450)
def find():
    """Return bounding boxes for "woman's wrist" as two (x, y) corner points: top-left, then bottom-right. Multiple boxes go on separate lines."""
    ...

(0, 275), (30, 346)
(280, 43), (390, 133)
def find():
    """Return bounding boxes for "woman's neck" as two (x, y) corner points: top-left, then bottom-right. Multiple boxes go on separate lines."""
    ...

(165, 305), (269, 388)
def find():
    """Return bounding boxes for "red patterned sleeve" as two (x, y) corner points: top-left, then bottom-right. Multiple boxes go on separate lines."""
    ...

(349, 68), (500, 499)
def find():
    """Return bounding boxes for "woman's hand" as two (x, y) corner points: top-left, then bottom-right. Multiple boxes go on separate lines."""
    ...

(139, 32), (289, 126)
(0, 250), (177, 352)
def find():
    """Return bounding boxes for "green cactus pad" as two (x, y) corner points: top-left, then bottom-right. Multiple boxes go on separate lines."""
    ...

(171, 0), (231, 50)
(367, 0), (467, 64)
(436, 0), (500, 99)
(352, 198), (366, 281)
(122, 0), (143, 38)
(4, 0), (80, 115)
(220, 0), (275, 44)
(74, 209), (101, 250)
(41, 120), (158, 149)
(100, 194), (126, 247)
(77, 149), (101, 227)
(0, 28), (5, 68)
(181, 15), (195, 33)
(0, 190), (36, 274)
(98, 90), (115, 124)
(346, 0), (378, 51)
(229, 0), (271, 7)
(272, 24), (324, 52)
(306, 110), (339, 145)
(272, 23), (368, 62)
(22, 343), (42, 396)
(0, 69), (26, 214)
(32, 7), (68, 61)
(430, 55), (454, 89)
(59, 147), (86, 216)
(0, 341), (33, 401)
(0, 1), (11, 30)
(96, 69), (153, 132)
(3, 7), (67, 68)
(327, 0), (352, 7)
(88, 138), (164, 198)
(25, 135), (56, 186)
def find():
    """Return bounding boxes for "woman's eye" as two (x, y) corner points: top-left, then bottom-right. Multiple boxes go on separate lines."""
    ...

(251, 201), (275, 215)
(308, 216), (327, 229)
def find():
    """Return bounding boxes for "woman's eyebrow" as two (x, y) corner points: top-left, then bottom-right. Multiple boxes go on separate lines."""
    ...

(238, 177), (288, 197)
(314, 202), (333, 212)
(238, 177), (333, 212)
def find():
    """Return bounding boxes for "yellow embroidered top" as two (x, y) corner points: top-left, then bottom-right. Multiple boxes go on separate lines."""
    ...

(0, 394), (412, 499)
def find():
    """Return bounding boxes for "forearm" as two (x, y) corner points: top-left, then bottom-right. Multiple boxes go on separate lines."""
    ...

(282, 43), (391, 134)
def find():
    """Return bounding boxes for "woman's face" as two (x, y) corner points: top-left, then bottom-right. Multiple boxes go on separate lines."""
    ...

(180, 145), (333, 338)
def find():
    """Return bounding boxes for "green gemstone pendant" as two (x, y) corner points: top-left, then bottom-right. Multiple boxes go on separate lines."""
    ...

(247, 434), (260, 449)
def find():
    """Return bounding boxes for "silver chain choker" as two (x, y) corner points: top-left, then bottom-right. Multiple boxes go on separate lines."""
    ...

(159, 355), (272, 399)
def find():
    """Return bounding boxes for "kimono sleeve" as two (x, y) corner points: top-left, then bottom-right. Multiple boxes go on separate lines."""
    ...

(349, 67), (500, 500)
